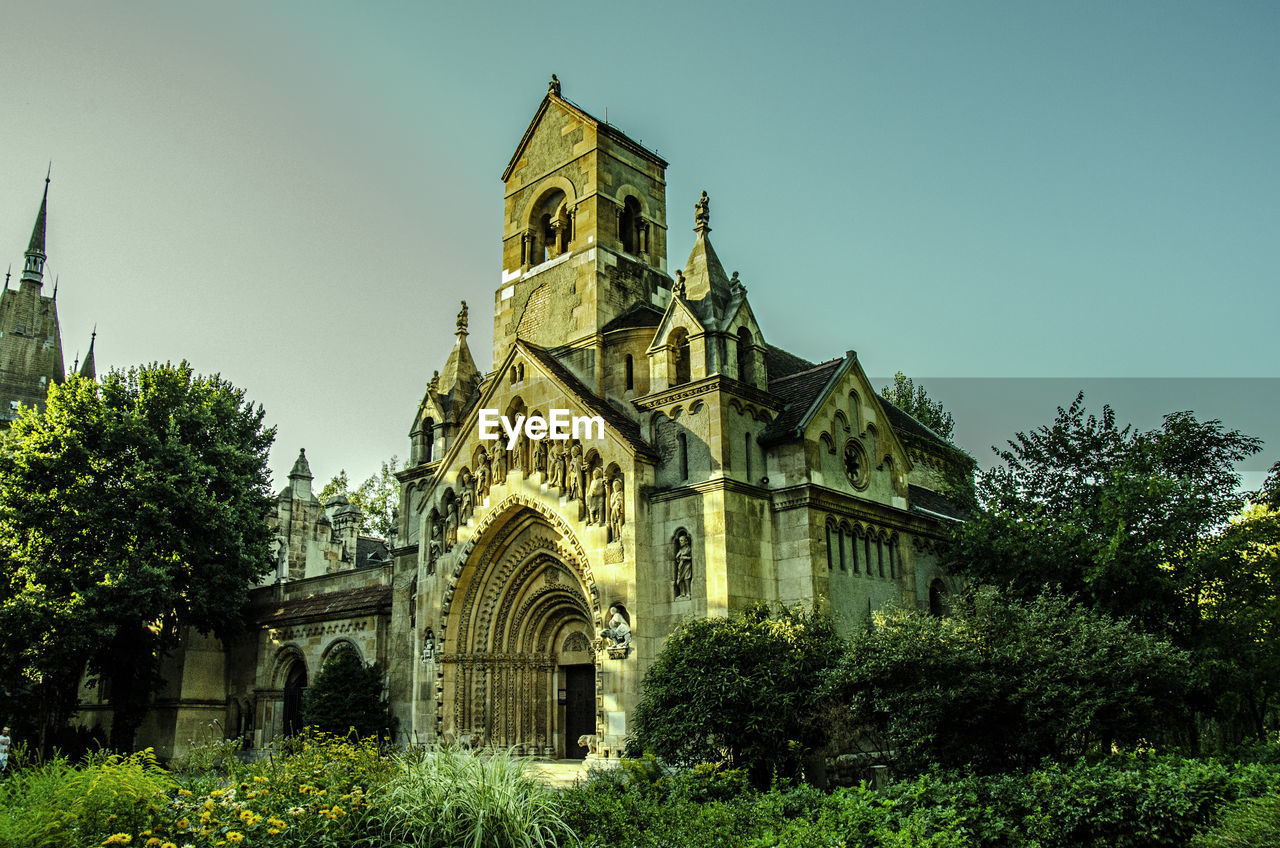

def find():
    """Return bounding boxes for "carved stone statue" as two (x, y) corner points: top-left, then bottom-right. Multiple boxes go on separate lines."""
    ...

(495, 443), (508, 479)
(672, 269), (686, 299)
(421, 628), (436, 665)
(694, 190), (710, 228)
(460, 471), (474, 518)
(730, 270), (746, 297)
(428, 370), (439, 392)
(428, 521), (443, 572)
(475, 452), (490, 501)
(607, 479), (625, 542)
(673, 529), (693, 598)
(548, 74), (561, 97)
(586, 467), (606, 525)
(567, 444), (583, 502)
(600, 605), (632, 649)
(535, 438), (548, 475)
(549, 442), (565, 489)
(456, 300), (468, 335)
(445, 501), (458, 548)
(514, 430), (528, 473)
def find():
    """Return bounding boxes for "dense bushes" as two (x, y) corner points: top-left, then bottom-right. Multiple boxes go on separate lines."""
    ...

(562, 754), (1280, 848)
(300, 647), (396, 739)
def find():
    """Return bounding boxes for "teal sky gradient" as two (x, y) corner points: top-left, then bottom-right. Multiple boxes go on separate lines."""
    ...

(2, 1), (1277, 488)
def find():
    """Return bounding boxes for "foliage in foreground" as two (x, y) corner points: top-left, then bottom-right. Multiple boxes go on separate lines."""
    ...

(825, 586), (1192, 774)
(630, 604), (843, 785)
(368, 745), (574, 848)
(561, 753), (1280, 848)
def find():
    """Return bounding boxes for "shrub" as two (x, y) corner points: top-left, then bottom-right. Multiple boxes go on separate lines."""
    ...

(300, 647), (395, 739)
(631, 604), (843, 786)
(368, 745), (573, 848)
(1194, 792), (1280, 848)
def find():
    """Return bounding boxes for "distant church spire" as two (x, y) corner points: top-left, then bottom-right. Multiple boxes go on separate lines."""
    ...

(78, 326), (97, 380)
(21, 168), (50, 288)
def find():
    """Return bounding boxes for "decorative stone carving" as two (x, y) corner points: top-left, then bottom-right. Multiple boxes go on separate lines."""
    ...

(673, 528), (693, 598)
(586, 467), (605, 525)
(567, 444), (583, 502)
(730, 270), (746, 297)
(548, 73), (561, 97)
(475, 451), (490, 501)
(534, 438), (548, 475)
(600, 604), (632, 655)
(456, 300), (468, 335)
(607, 478), (624, 543)
(460, 471), (474, 518)
(514, 430), (528, 473)
(549, 442), (565, 489)
(421, 628), (436, 664)
(694, 190), (710, 228)
(672, 269), (686, 298)
(445, 500), (458, 548)
(428, 521), (443, 573)
(495, 442), (508, 479)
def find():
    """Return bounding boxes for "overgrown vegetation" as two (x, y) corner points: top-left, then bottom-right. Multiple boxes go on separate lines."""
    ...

(300, 647), (396, 740)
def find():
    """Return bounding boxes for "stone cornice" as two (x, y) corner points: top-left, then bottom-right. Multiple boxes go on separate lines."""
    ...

(770, 484), (950, 540)
(634, 375), (784, 413)
(646, 475), (770, 504)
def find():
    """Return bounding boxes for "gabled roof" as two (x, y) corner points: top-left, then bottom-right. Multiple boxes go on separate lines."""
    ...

(760, 357), (845, 445)
(356, 536), (391, 568)
(521, 342), (658, 459)
(680, 230), (735, 325)
(908, 484), (968, 522)
(255, 584), (392, 626)
(502, 91), (667, 183)
(764, 345), (816, 380)
(879, 397), (957, 455)
(646, 291), (707, 353)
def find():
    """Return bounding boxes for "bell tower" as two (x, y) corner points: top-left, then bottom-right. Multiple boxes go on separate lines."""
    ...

(494, 76), (672, 373)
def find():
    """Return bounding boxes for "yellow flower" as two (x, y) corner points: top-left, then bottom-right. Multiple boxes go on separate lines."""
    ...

(146, 839), (163, 848)
(102, 836), (132, 846)
(267, 828), (281, 835)
(226, 833), (244, 845)
(175, 818), (190, 830)
(266, 818), (285, 829)
(162, 843), (177, 848)
(177, 789), (193, 797)
(253, 776), (268, 784)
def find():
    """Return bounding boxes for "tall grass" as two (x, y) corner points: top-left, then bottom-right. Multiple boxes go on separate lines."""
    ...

(368, 745), (576, 848)
(0, 749), (174, 848)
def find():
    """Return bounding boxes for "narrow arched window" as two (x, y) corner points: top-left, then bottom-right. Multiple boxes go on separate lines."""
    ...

(889, 539), (898, 579)
(851, 531), (860, 574)
(825, 522), (834, 571)
(672, 330), (691, 385)
(736, 327), (754, 385)
(620, 196), (641, 254)
(838, 526), (847, 571)
(744, 432), (753, 481)
(678, 433), (689, 481)
(864, 536), (872, 577)
(877, 539), (886, 577)
(625, 354), (634, 390)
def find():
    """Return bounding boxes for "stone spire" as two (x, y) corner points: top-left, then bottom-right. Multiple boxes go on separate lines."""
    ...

(437, 300), (480, 400)
(288, 448), (316, 502)
(78, 326), (96, 380)
(679, 191), (735, 322)
(21, 169), (50, 289)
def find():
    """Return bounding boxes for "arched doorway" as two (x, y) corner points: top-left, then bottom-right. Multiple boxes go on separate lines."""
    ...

(282, 661), (308, 737)
(440, 500), (599, 757)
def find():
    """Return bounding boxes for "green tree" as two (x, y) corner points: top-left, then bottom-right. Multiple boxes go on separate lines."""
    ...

(823, 587), (1191, 775)
(630, 604), (843, 786)
(300, 646), (395, 739)
(879, 371), (955, 441)
(0, 364), (276, 752)
(1262, 459), (1280, 507)
(319, 457), (400, 539)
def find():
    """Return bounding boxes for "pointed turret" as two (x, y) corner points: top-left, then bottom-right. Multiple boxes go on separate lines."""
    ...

(437, 300), (481, 399)
(78, 327), (96, 380)
(288, 448), (317, 501)
(679, 191), (735, 324)
(21, 170), (50, 290)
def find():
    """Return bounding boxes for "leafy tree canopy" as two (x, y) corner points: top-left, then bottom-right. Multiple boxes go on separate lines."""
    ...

(300, 646), (395, 739)
(320, 457), (400, 539)
(823, 587), (1191, 775)
(0, 363), (276, 751)
(879, 371), (955, 441)
(630, 604), (843, 786)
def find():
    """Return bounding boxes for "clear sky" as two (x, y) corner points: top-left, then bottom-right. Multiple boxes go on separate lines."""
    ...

(2, 0), (1277, 491)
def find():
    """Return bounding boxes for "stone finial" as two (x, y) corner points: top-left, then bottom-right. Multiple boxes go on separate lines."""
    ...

(672, 270), (686, 298)
(694, 190), (710, 232)
(456, 300), (468, 336)
(548, 74), (562, 97)
(289, 448), (313, 480)
(730, 271), (746, 297)
(429, 369), (440, 391)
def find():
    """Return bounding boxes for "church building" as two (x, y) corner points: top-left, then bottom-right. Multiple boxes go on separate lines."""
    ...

(386, 77), (968, 758)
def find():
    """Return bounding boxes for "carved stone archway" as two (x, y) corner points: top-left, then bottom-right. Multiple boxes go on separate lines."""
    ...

(439, 498), (598, 755)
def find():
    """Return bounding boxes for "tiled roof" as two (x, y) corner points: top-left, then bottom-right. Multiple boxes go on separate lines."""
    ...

(601, 302), (664, 334)
(908, 484), (968, 522)
(879, 397), (959, 455)
(256, 584), (392, 625)
(764, 345), (816, 380)
(760, 357), (844, 445)
(520, 342), (659, 459)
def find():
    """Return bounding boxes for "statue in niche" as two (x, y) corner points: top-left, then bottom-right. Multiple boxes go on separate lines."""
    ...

(607, 478), (625, 543)
(475, 452), (490, 501)
(514, 429), (528, 473)
(494, 442), (508, 479)
(586, 468), (606, 525)
(428, 521), (443, 573)
(567, 444), (583, 502)
(534, 439), (548, 475)
(444, 501), (458, 548)
(463, 471), (478, 517)
(421, 628), (436, 664)
(673, 529), (693, 598)
(549, 442), (565, 489)
(600, 604), (632, 650)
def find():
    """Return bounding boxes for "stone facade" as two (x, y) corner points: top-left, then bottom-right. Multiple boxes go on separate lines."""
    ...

(389, 81), (968, 760)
